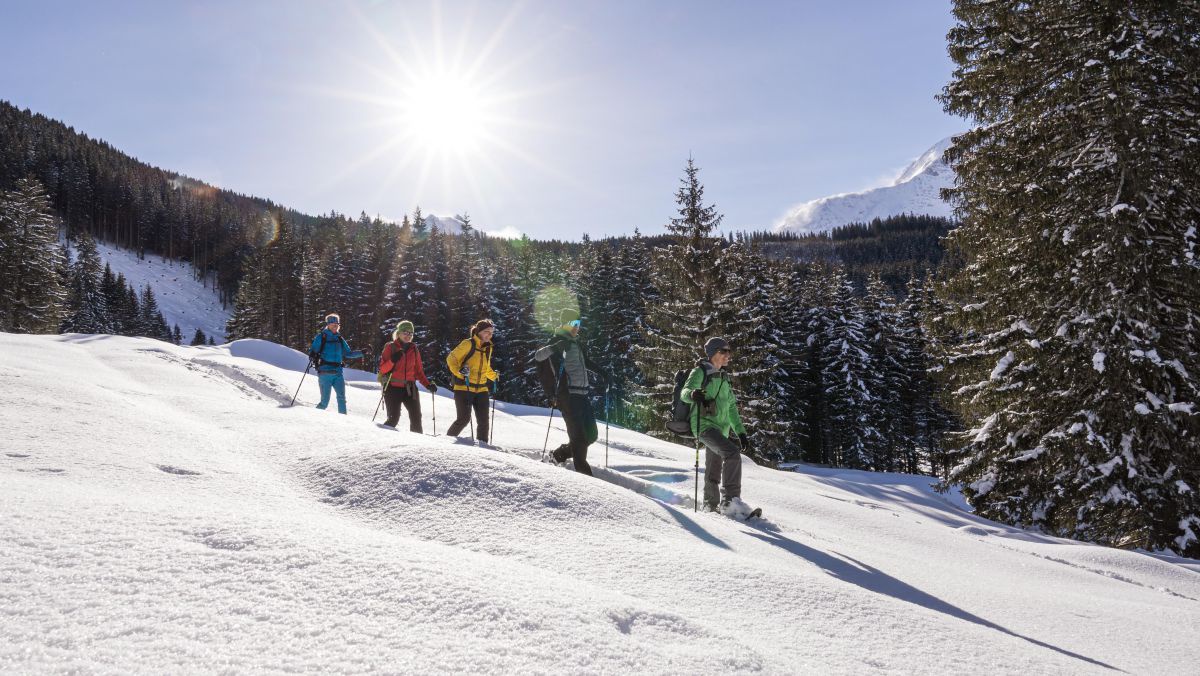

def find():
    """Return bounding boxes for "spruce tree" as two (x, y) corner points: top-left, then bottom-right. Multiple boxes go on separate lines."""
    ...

(61, 232), (112, 334)
(191, 328), (208, 346)
(938, 1), (1200, 555)
(0, 178), (67, 333)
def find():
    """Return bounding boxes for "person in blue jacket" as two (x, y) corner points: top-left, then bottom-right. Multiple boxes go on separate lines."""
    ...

(308, 313), (363, 414)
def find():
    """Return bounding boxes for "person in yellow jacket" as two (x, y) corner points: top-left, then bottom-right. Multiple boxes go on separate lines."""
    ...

(445, 319), (498, 443)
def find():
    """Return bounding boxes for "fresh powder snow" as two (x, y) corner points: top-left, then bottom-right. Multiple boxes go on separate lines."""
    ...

(1, 333), (1198, 673)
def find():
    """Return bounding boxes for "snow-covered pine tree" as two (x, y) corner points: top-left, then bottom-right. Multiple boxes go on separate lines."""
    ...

(635, 157), (727, 436)
(448, 213), (488, 334)
(61, 232), (112, 334)
(766, 260), (813, 462)
(138, 285), (171, 341)
(820, 268), (883, 469)
(864, 272), (905, 471)
(938, 0), (1200, 555)
(0, 178), (67, 333)
(191, 328), (208, 346)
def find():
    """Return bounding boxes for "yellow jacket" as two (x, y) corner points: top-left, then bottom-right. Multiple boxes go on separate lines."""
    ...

(447, 336), (497, 392)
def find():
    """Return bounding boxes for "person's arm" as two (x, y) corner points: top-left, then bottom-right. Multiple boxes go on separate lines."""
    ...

(378, 343), (394, 374)
(341, 336), (364, 360)
(484, 350), (498, 382)
(446, 340), (468, 382)
(680, 368), (705, 405)
(726, 383), (746, 436)
(583, 353), (609, 390)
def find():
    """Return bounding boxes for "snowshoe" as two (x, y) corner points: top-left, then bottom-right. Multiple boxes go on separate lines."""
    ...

(720, 497), (760, 521)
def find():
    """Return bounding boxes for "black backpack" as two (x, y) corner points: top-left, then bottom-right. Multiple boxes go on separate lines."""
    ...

(665, 367), (710, 438)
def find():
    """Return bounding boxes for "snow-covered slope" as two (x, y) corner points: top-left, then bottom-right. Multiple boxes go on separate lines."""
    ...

(90, 240), (230, 342)
(776, 137), (956, 234)
(2, 333), (1197, 673)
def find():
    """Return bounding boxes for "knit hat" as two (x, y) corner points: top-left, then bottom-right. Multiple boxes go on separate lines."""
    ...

(559, 308), (580, 326)
(393, 320), (415, 338)
(703, 337), (730, 359)
(325, 313), (341, 325)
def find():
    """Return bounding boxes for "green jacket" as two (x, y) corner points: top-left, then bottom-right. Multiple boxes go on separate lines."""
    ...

(680, 361), (745, 438)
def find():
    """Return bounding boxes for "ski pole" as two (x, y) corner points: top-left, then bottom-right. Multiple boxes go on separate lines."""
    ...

(431, 387), (437, 435)
(466, 368), (475, 442)
(372, 371), (394, 423)
(289, 362), (312, 407)
(490, 378), (497, 444)
(542, 405), (557, 460)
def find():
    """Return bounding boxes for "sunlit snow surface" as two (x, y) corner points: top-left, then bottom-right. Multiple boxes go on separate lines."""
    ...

(1, 334), (1197, 673)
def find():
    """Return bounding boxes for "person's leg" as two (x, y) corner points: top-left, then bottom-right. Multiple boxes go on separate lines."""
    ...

(403, 388), (423, 433)
(333, 373), (348, 414)
(472, 391), (490, 442)
(446, 390), (472, 436)
(383, 386), (403, 427)
(703, 444), (722, 509)
(569, 394), (595, 476)
(700, 429), (736, 508)
(315, 373), (333, 409)
(720, 433), (743, 500)
(557, 396), (582, 464)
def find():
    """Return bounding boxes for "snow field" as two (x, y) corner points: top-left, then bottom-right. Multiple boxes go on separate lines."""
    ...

(1, 333), (1197, 674)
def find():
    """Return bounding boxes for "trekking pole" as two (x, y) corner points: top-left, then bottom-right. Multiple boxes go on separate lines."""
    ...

(490, 377), (497, 444)
(541, 360), (567, 460)
(289, 362), (312, 407)
(604, 388), (611, 469)
(466, 368), (475, 442)
(372, 372), (394, 423)
(693, 400), (701, 513)
(431, 387), (437, 435)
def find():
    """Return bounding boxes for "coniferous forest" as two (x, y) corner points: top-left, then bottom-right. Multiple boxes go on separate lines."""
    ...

(1, 0), (1197, 557)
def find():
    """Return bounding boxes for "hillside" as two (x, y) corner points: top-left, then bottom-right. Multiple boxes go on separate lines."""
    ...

(2, 333), (1197, 673)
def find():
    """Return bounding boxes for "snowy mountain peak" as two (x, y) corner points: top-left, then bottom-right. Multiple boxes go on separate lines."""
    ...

(775, 136), (958, 235)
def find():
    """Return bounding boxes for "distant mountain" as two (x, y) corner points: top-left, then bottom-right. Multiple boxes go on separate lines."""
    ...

(776, 137), (957, 234)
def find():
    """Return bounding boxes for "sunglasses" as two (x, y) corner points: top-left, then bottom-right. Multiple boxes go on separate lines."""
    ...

(568, 319), (582, 328)
(716, 348), (732, 354)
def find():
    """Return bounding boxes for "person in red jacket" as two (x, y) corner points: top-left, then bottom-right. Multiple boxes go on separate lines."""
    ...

(378, 320), (436, 432)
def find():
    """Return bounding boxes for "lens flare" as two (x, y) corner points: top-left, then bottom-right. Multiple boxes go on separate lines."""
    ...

(533, 286), (578, 334)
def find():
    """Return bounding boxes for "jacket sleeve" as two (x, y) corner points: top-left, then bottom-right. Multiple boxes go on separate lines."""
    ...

(447, 340), (469, 378)
(728, 392), (746, 436)
(414, 347), (432, 389)
(378, 343), (394, 374)
(679, 367), (705, 404)
(341, 336), (363, 360)
(483, 350), (498, 382)
(310, 333), (322, 354)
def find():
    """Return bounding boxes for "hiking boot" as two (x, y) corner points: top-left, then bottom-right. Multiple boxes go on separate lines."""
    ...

(703, 501), (720, 513)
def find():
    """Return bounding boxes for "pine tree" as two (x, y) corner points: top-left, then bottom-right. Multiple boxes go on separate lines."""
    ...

(635, 157), (728, 436)
(172, 324), (183, 345)
(61, 232), (112, 334)
(0, 178), (67, 333)
(191, 328), (208, 346)
(820, 268), (882, 469)
(938, 0), (1200, 555)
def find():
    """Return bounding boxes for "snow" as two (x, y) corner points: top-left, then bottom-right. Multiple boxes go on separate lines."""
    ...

(89, 239), (230, 342)
(775, 137), (957, 234)
(1092, 351), (1106, 373)
(991, 350), (1016, 380)
(2, 332), (1198, 674)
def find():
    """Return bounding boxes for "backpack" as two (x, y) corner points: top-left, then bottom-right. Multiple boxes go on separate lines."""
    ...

(665, 367), (711, 438)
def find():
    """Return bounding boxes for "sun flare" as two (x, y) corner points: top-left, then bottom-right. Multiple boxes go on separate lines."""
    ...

(400, 71), (491, 156)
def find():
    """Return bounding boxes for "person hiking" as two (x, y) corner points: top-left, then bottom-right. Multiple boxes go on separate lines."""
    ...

(308, 313), (364, 415)
(681, 337), (753, 514)
(378, 320), (436, 432)
(534, 309), (609, 476)
(445, 319), (498, 443)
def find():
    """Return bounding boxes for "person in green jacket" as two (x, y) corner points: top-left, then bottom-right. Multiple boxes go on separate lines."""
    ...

(681, 337), (752, 513)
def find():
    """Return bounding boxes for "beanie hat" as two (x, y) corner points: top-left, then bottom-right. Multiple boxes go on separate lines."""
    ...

(559, 308), (580, 326)
(393, 320), (415, 339)
(325, 313), (341, 325)
(703, 337), (730, 359)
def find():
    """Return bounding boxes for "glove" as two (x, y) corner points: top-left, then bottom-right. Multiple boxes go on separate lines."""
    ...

(427, 382), (438, 394)
(738, 433), (751, 453)
(308, 351), (320, 368)
(691, 389), (707, 404)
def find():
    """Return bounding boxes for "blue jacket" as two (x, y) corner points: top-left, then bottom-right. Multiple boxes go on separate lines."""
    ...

(310, 329), (363, 373)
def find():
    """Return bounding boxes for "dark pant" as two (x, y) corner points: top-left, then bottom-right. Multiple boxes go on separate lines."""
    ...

(700, 428), (742, 508)
(554, 393), (598, 476)
(383, 384), (423, 432)
(447, 390), (490, 442)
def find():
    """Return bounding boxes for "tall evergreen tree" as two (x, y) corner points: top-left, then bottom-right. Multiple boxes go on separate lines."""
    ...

(191, 328), (208, 346)
(0, 178), (67, 333)
(61, 232), (112, 334)
(938, 0), (1200, 555)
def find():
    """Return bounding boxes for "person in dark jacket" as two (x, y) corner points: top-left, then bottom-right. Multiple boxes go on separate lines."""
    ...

(378, 320), (436, 432)
(445, 319), (498, 443)
(534, 309), (608, 475)
(308, 313), (364, 414)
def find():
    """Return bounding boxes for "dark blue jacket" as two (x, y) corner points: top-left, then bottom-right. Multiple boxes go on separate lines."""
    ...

(310, 329), (363, 374)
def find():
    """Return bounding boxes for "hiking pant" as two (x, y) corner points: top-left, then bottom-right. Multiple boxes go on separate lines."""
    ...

(700, 428), (742, 507)
(316, 372), (347, 414)
(383, 384), (423, 433)
(447, 390), (489, 442)
(554, 393), (597, 476)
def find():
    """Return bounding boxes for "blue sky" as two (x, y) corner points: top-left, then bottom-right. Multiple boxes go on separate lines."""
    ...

(0, 1), (961, 239)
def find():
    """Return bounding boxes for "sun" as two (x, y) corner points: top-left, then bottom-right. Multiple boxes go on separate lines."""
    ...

(399, 71), (491, 157)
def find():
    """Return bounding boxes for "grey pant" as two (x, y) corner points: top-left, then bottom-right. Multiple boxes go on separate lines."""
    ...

(700, 429), (742, 507)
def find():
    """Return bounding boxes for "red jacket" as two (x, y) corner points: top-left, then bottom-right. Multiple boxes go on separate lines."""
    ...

(378, 340), (432, 389)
